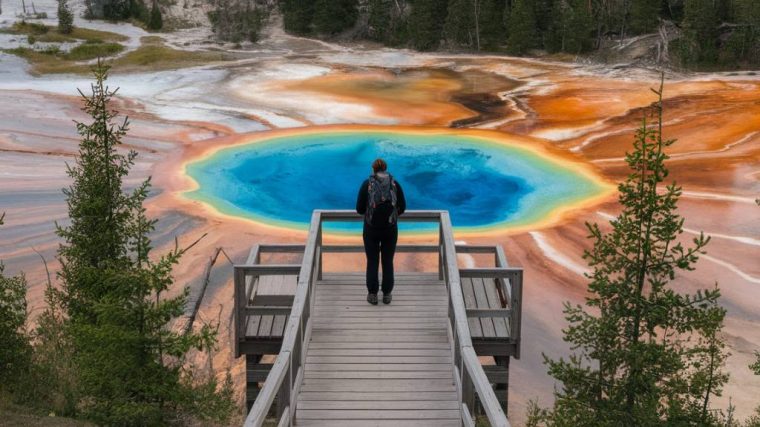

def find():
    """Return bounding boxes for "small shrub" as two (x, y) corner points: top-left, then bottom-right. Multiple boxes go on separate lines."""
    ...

(148, 2), (163, 30)
(27, 35), (36, 44)
(14, 21), (49, 35)
(58, 0), (74, 34)
(65, 42), (125, 60)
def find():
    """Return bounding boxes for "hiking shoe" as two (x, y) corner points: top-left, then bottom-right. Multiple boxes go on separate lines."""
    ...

(367, 293), (378, 305)
(382, 293), (392, 304)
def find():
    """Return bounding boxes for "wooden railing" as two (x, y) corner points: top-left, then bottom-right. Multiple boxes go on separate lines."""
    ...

(234, 210), (521, 427)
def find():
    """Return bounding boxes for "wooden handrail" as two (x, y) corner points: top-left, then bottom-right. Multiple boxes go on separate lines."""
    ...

(459, 267), (524, 278)
(440, 211), (510, 426)
(237, 210), (513, 427)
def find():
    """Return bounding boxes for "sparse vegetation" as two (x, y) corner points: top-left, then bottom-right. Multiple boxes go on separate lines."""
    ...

(3, 36), (230, 75)
(0, 22), (128, 43)
(66, 42), (125, 60)
(113, 37), (229, 70)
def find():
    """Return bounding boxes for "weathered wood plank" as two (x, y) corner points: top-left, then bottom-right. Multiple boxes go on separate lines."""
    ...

(245, 315), (261, 338)
(251, 294), (294, 306)
(311, 324), (446, 331)
(304, 371), (454, 379)
(314, 307), (449, 312)
(270, 314), (287, 338)
(308, 335), (448, 343)
(257, 313), (274, 337)
(309, 331), (448, 339)
(297, 388), (457, 401)
(307, 349), (453, 357)
(483, 277), (510, 338)
(296, 400), (459, 410)
(307, 341), (452, 350)
(254, 274), (282, 298)
(296, 409), (460, 420)
(305, 356), (453, 364)
(315, 297), (447, 303)
(304, 363), (452, 372)
(299, 379), (455, 392)
(315, 302), (449, 308)
(295, 419), (461, 427)
(316, 289), (447, 295)
(312, 313), (449, 319)
(311, 319), (448, 326)
(316, 286), (445, 292)
(461, 277), (483, 338)
(472, 277), (496, 338)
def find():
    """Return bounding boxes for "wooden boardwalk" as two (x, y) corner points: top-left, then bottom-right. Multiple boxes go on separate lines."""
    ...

(234, 210), (523, 427)
(297, 273), (459, 426)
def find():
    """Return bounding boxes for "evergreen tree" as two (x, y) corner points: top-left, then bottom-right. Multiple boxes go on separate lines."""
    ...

(209, 0), (266, 43)
(532, 0), (554, 40)
(479, 0), (507, 50)
(101, 0), (132, 20)
(313, 0), (359, 35)
(507, 0), (539, 54)
(148, 0), (162, 30)
(57, 0), (74, 34)
(0, 213), (31, 393)
(370, 0), (410, 46)
(26, 272), (80, 416)
(281, 0), (314, 35)
(727, 0), (760, 66)
(630, 0), (661, 34)
(56, 61), (233, 424)
(531, 80), (729, 426)
(548, 0), (593, 53)
(367, 0), (394, 42)
(680, 0), (720, 65)
(409, 0), (449, 50)
(444, 0), (477, 48)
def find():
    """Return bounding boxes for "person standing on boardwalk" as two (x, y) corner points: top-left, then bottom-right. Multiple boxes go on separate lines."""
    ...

(356, 158), (406, 305)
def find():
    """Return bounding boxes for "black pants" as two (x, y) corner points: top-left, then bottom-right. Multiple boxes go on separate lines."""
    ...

(363, 225), (398, 295)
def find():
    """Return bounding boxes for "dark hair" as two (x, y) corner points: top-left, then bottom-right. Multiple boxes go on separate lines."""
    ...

(372, 158), (387, 173)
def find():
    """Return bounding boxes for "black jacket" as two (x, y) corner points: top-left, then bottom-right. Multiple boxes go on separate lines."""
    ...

(356, 174), (406, 228)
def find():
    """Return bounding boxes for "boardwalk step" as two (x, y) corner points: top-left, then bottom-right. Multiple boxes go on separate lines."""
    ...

(295, 409), (461, 420)
(296, 421), (461, 427)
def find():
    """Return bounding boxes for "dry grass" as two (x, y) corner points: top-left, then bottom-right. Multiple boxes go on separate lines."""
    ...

(3, 36), (232, 75)
(2, 47), (90, 74)
(66, 42), (125, 61)
(1, 22), (128, 43)
(109, 36), (230, 72)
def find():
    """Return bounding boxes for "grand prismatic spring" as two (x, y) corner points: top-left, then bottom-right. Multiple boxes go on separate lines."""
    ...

(183, 128), (611, 234)
(1, 4), (759, 424)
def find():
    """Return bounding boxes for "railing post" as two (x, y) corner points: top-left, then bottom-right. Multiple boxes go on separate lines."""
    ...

(462, 359), (475, 417)
(317, 221), (323, 280)
(276, 352), (291, 422)
(438, 221), (445, 280)
(511, 270), (523, 359)
(234, 266), (245, 358)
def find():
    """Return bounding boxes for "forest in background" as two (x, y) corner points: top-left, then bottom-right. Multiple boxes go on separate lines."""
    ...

(278, 0), (760, 69)
(69, 0), (760, 69)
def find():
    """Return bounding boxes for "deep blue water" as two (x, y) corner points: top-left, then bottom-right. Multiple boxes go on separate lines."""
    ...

(186, 132), (603, 231)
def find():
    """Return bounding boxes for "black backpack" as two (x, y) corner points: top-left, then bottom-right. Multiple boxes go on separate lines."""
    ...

(365, 173), (398, 227)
